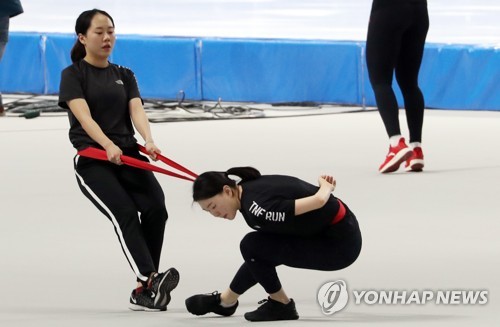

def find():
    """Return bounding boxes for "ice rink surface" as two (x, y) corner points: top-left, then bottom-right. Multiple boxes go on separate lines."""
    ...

(0, 109), (499, 326)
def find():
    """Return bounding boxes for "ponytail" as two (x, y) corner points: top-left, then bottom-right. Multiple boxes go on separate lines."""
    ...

(71, 41), (86, 63)
(192, 167), (261, 201)
(226, 167), (261, 183)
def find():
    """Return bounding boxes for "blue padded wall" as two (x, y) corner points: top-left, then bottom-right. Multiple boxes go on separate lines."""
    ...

(0, 32), (45, 94)
(419, 44), (500, 110)
(201, 39), (362, 104)
(44, 34), (74, 94)
(111, 36), (202, 100)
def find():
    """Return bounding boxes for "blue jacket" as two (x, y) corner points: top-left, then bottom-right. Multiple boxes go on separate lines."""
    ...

(0, 0), (24, 18)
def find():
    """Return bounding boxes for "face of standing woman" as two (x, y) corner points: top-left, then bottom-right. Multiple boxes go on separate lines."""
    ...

(78, 13), (115, 62)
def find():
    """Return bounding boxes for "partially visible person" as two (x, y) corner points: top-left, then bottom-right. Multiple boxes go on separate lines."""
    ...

(366, 0), (429, 173)
(0, 0), (23, 116)
(58, 9), (179, 311)
(185, 167), (362, 322)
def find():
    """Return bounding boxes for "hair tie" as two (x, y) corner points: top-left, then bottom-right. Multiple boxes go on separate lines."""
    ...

(226, 173), (241, 184)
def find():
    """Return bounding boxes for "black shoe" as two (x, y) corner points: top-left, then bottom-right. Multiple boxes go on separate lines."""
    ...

(149, 268), (181, 309)
(129, 268), (180, 311)
(244, 297), (299, 322)
(185, 291), (238, 316)
(129, 287), (166, 311)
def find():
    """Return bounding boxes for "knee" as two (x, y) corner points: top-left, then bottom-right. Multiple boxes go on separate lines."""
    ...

(371, 82), (393, 95)
(149, 204), (168, 223)
(141, 200), (168, 224)
(239, 232), (260, 260)
(395, 74), (419, 93)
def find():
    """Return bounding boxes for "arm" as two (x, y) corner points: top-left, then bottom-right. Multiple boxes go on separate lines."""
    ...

(294, 175), (336, 216)
(67, 98), (123, 164)
(129, 97), (161, 160)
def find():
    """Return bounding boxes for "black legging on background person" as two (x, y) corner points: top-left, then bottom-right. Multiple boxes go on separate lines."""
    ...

(366, 0), (429, 173)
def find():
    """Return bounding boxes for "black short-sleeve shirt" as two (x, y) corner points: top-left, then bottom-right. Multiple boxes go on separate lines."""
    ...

(239, 175), (342, 237)
(58, 60), (141, 150)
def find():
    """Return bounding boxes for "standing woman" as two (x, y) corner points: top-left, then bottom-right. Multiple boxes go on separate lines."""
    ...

(366, 0), (429, 173)
(185, 167), (362, 322)
(0, 0), (23, 116)
(58, 9), (179, 311)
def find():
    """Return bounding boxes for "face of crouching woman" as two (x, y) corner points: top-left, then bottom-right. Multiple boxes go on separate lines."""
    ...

(193, 171), (242, 220)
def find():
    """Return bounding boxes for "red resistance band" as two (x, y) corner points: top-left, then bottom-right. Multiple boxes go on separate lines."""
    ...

(77, 144), (198, 182)
(331, 199), (346, 225)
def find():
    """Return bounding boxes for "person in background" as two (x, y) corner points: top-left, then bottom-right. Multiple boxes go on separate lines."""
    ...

(58, 9), (179, 311)
(366, 0), (429, 173)
(185, 167), (362, 322)
(0, 0), (23, 116)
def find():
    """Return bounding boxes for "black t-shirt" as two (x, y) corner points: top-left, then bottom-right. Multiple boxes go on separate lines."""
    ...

(239, 175), (342, 237)
(58, 60), (141, 150)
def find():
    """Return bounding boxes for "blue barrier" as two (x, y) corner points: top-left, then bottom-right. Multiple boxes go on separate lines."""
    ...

(0, 32), (499, 110)
(201, 39), (362, 104)
(44, 34), (74, 94)
(419, 44), (500, 110)
(0, 33), (45, 94)
(111, 35), (202, 100)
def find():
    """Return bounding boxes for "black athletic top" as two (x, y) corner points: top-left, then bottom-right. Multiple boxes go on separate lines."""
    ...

(0, 0), (24, 18)
(372, 0), (427, 11)
(58, 60), (141, 150)
(239, 175), (342, 237)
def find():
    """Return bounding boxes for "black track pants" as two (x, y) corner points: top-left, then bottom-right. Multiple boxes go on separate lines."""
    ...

(74, 149), (168, 282)
(366, 1), (429, 142)
(229, 210), (362, 295)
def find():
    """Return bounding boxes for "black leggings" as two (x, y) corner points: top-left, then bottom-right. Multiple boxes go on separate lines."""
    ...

(74, 148), (168, 282)
(366, 0), (429, 142)
(229, 210), (362, 295)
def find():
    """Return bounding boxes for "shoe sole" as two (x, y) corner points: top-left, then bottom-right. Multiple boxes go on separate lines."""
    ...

(405, 159), (424, 172)
(244, 314), (299, 321)
(244, 312), (299, 321)
(156, 268), (180, 308)
(128, 303), (166, 312)
(379, 148), (413, 173)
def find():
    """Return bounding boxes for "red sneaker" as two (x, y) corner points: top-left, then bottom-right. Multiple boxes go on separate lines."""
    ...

(405, 147), (424, 172)
(379, 138), (413, 173)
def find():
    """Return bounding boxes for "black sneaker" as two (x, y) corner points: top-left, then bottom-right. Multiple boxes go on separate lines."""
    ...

(129, 268), (180, 311)
(129, 287), (166, 311)
(148, 268), (180, 309)
(185, 291), (238, 316)
(244, 297), (299, 322)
